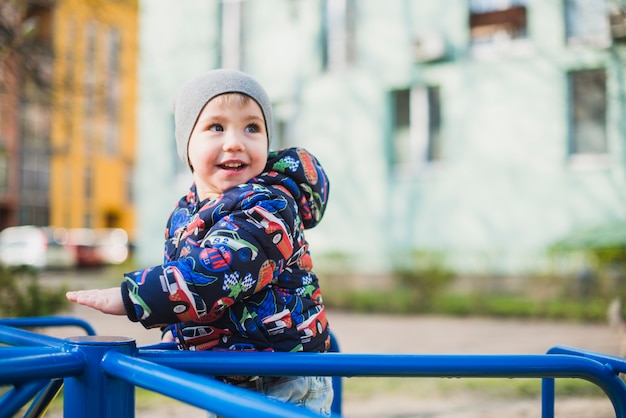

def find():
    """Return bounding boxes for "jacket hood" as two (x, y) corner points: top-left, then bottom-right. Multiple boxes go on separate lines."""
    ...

(254, 147), (329, 229)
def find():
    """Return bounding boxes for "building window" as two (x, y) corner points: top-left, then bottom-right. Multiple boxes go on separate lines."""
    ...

(83, 21), (97, 154)
(391, 86), (442, 173)
(0, 150), (7, 194)
(568, 69), (607, 156)
(273, 115), (296, 150)
(84, 165), (93, 201)
(272, 101), (298, 150)
(84, 213), (93, 229)
(62, 17), (76, 145)
(469, 0), (528, 46)
(169, 113), (187, 174)
(21, 153), (49, 194)
(220, 0), (244, 69)
(610, 6), (626, 42)
(564, 0), (611, 46)
(104, 27), (121, 155)
(20, 98), (50, 225)
(125, 165), (133, 204)
(322, 0), (356, 71)
(19, 152), (49, 226)
(426, 87), (442, 162)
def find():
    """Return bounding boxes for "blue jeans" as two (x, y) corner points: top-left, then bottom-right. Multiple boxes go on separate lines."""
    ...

(207, 375), (333, 417)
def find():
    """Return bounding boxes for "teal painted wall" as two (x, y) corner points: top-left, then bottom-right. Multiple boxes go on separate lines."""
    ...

(136, 0), (626, 277)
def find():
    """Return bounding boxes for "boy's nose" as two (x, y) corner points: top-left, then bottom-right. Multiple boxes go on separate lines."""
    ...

(222, 131), (245, 151)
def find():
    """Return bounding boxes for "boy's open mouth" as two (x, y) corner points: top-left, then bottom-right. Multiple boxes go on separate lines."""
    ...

(219, 162), (246, 171)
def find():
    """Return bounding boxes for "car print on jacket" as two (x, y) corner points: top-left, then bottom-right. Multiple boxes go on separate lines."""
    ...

(205, 230), (259, 262)
(159, 266), (208, 322)
(262, 308), (293, 336)
(176, 325), (232, 351)
(182, 213), (206, 240)
(125, 278), (152, 321)
(244, 206), (294, 259)
(297, 305), (327, 344)
(296, 148), (319, 185)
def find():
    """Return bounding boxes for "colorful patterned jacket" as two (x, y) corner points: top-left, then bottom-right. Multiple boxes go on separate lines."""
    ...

(121, 147), (330, 353)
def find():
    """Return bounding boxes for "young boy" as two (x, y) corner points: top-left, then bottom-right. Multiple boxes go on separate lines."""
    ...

(66, 69), (333, 415)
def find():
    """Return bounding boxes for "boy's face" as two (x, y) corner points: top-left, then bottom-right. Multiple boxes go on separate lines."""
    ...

(187, 94), (268, 201)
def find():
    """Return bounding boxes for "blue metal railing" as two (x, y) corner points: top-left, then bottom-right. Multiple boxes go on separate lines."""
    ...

(1, 316), (626, 417)
(0, 317), (96, 336)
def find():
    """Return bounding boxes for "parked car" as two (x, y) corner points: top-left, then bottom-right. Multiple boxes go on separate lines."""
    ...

(0, 225), (131, 269)
(95, 228), (130, 265)
(67, 228), (130, 267)
(0, 225), (76, 269)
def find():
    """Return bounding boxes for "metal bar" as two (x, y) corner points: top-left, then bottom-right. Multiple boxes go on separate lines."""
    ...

(138, 341), (177, 350)
(328, 330), (342, 416)
(138, 351), (626, 417)
(62, 336), (136, 418)
(548, 345), (626, 373)
(0, 316), (97, 336)
(541, 378), (555, 418)
(0, 324), (65, 348)
(0, 349), (84, 385)
(24, 378), (64, 418)
(0, 346), (59, 357)
(101, 351), (328, 418)
(136, 351), (611, 378)
(0, 380), (49, 417)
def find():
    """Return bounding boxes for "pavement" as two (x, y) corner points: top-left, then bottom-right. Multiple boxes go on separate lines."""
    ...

(40, 304), (622, 417)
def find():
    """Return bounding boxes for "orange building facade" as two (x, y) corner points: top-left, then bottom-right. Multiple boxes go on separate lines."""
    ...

(50, 0), (137, 236)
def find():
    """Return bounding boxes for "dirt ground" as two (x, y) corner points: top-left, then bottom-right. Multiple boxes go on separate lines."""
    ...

(40, 304), (622, 417)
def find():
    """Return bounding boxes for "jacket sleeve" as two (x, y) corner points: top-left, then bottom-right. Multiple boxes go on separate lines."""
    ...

(121, 187), (299, 329)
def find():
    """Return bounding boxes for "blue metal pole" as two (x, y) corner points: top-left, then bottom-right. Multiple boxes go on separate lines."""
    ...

(139, 351), (626, 417)
(24, 378), (64, 418)
(0, 379), (49, 417)
(102, 351), (327, 418)
(328, 330), (342, 416)
(546, 345), (626, 417)
(63, 336), (136, 418)
(0, 324), (65, 347)
(0, 316), (97, 336)
(541, 378), (555, 418)
(548, 345), (626, 374)
(0, 348), (84, 385)
(136, 351), (611, 378)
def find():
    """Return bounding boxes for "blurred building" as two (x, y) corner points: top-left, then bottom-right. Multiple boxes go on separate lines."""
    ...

(135, 0), (626, 276)
(0, 0), (137, 239)
(50, 0), (137, 236)
(0, 0), (53, 229)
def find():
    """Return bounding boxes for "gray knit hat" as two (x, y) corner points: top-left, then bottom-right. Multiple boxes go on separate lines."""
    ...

(173, 69), (273, 167)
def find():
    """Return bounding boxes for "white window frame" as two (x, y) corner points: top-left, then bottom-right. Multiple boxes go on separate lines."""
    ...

(564, 0), (611, 47)
(469, 0), (532, 58)
(221, 0), (243, 69)
(567, 68), (610, 170)
(323, 0), (355, 71)
(392, 87), (442, 176)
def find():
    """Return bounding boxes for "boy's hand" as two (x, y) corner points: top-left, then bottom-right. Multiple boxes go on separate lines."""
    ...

(66, 287), (126, 316)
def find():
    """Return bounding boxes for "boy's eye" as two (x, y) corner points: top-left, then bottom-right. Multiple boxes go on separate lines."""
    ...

(209, 124), (224, 132)
(245, 123), (260, 133)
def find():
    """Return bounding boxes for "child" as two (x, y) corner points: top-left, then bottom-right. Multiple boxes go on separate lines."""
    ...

(66, 69), (333, 416)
